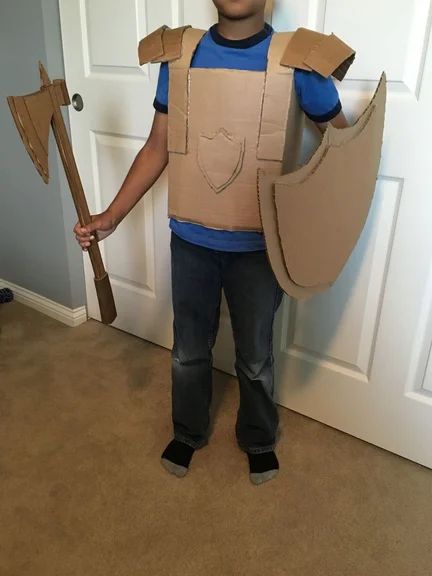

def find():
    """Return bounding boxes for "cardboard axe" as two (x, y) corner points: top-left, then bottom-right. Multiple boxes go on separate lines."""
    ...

(7, 63), (116, 325)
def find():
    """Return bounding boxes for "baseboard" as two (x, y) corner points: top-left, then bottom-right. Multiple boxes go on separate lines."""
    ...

(0, 279), (87, 327)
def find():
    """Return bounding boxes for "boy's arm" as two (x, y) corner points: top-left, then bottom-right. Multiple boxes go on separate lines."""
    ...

(74, 110), (168, 249)
(102, 60), (169, 225)
(294, 69), (349, 135)
(315, 108), (349, 133)
(107, 110), (168, 224)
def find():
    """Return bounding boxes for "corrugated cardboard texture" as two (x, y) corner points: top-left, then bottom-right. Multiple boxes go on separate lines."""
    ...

(197, 128), (245, 194)
(159, 26), (189, 62)
(7, 89), (54, 183)
(258, 73), (386, 297)
(168, 68), (276, 230)
(281, 27), (355, 80)
(138, 26), (166, 64)
(258, 170), (331, 299)
(138, 25), (190, 65)
(257, 32), (293, 161)
(168, 32), (302, 231)
(168, 28), (206, 154)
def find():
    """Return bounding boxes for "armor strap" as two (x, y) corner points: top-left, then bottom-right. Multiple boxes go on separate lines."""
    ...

(257, 32), (295, 162)
(168, 28), (206, 154)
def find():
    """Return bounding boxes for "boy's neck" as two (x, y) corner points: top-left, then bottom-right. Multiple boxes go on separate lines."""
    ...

(216, 13), (266, 41)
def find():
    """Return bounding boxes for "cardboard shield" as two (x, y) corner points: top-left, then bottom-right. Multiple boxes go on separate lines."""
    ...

(258, 72), (386, 299)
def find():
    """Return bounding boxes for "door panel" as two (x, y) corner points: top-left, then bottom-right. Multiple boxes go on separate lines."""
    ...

(272, 0), (432, 468)
(60, 0), (432, 467)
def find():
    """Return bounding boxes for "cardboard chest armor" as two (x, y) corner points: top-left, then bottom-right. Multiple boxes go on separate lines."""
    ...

(166, 28), (301, 232)
(139, 26), (386, 299)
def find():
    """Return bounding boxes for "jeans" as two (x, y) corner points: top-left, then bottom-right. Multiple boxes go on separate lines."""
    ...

(170, 232), (284, 454)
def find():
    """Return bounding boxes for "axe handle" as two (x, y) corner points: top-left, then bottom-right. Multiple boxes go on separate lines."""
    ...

(48, 85), (117, 325)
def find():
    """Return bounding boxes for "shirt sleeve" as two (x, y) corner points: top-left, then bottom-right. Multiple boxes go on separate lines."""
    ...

(153, 62), (169, 114)
(294, 69), (342, 123)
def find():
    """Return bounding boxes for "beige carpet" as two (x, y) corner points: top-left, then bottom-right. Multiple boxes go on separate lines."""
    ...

(1, 301), (432, 576)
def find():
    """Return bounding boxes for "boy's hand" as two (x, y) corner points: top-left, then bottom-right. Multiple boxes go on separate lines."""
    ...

(74, 210), (117, 251)
(316, 109), (349, 134)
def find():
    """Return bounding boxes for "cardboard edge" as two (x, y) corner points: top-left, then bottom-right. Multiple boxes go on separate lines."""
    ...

(138, 25), (167, 65)
(257, 169), (332, 299)
(159, 26), (191, 63)
(197, 129), (245, 193)
(257, 32), (296, 162)
(271, 72), (387, 287)
(138, 25), (191, 65)
(281, 27), (356, 80)
(280, 27), (322, 72)
(7, 94), (51, 184)
(275, 71), (386, 188)
(303, 33), (356, 80)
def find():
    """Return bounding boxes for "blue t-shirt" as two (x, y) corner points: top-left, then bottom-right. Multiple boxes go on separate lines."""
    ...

(154, 23), (341, 252)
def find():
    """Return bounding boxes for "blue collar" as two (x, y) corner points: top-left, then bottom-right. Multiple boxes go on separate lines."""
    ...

(209, 22), (273, 49)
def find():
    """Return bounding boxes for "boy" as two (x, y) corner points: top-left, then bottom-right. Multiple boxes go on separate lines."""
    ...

(74, 0), (349, 485)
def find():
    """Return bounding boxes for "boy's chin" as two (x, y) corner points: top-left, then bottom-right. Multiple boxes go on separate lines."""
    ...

(218, 9), (253, 20)
(214, 0), (264, 20)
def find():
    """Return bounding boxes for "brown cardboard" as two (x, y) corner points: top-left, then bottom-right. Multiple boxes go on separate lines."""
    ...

(138, 25), (167, 65)
(167, 67), (190, 153)
(138, 25), (190, 65)
(168, 68), (277, 230)
(8, 89), (52, 182)
(159, 26), (190, 62)
(304, 33), (356, 81)
(167, 30), (302, 231)
(281, 75), (305, 174)
(137, 25), (384, 297)
(197, 128), (245, 193)
(168, 28), (205, 154)
(279, 28), (322, 72)
(281, 27), (355, 80)
(258, 170), (331, 299)
(258, 72), (387, 296)
(257, 32), (293, 161)
(7, 63), (117, 324)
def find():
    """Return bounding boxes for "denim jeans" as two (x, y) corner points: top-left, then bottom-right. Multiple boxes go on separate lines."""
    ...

(170, 232), (283, 454)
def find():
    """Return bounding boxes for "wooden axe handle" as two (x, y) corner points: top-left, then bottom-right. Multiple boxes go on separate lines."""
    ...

(48, 81), (117, 325)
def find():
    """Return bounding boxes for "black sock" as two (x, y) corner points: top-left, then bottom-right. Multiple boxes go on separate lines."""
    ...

(161, 439), (195, 477)
(247, 451), (279, 485)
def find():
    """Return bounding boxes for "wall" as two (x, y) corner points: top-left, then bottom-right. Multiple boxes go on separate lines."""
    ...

(0, 0), (85, 309)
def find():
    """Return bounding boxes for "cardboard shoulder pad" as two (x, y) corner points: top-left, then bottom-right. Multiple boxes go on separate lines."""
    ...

(138, 25), (191, 65)
(281, 27), (355, 80)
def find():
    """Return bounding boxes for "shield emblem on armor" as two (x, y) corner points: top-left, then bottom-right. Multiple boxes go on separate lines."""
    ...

(197, 128), (245, 194)
(258, 72), (387, 299)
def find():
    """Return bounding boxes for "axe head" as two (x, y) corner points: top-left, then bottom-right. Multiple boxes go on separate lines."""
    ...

(8, 90), (53, 183)
(7, 62), (70, 184)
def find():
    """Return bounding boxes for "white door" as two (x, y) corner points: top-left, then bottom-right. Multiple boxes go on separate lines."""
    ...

(272, 0), (432, 468)
(59, 0), (237, 359)
(59, 0), (176, 347)
(60, 0), (432, 467)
